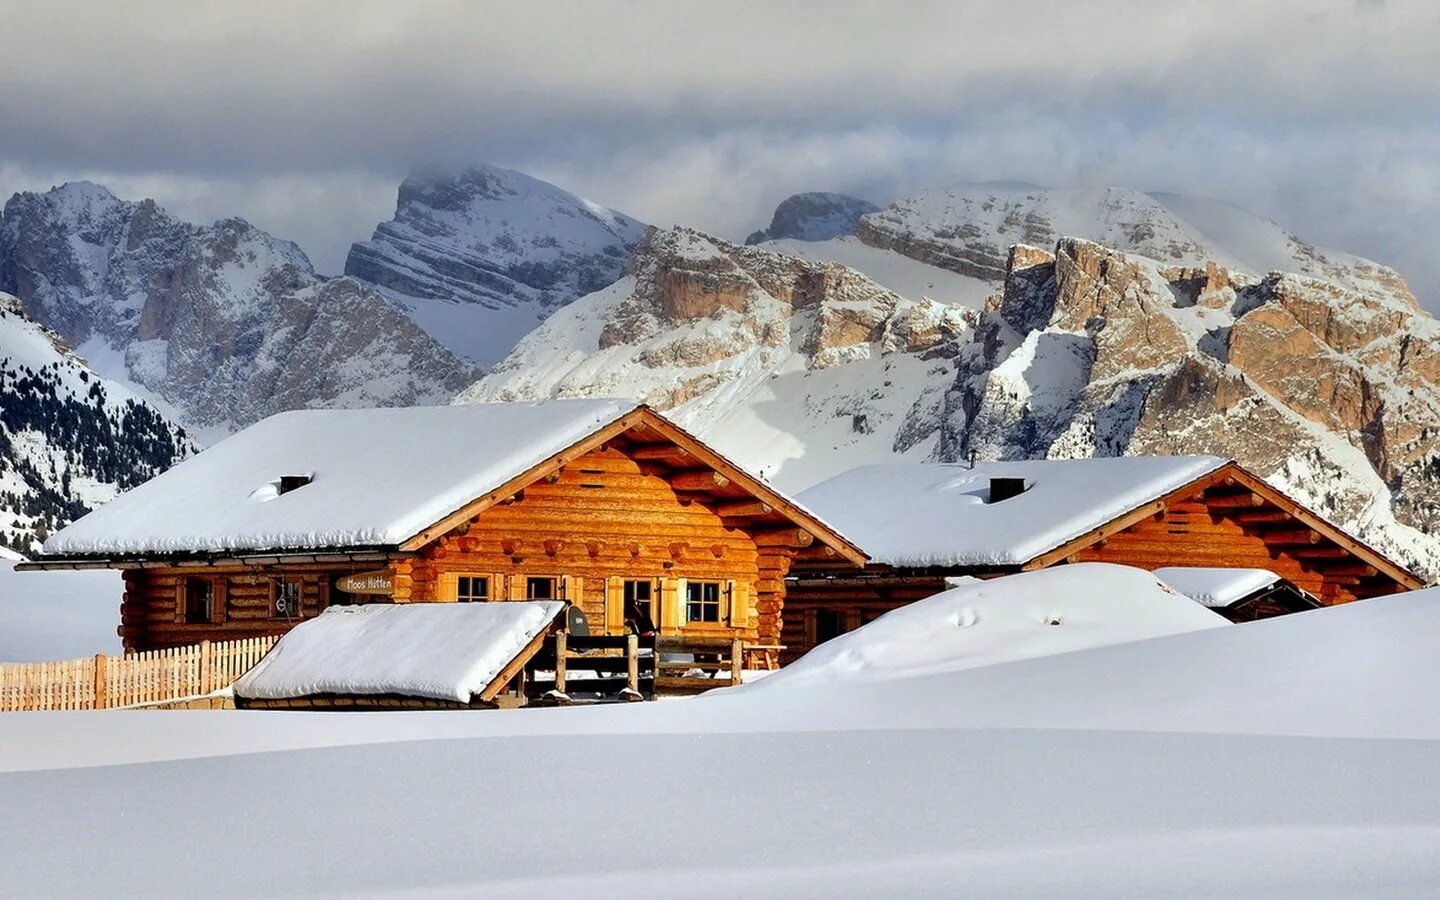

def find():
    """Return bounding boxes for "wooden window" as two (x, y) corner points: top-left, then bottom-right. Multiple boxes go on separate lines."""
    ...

(183, 578), (214, 624)
(526, 576), (558, 600)
(272, 579), (302, 619)
(815, 609), (848, 645)
(456, 575), (489, 602)
(684, 580), (725, 624)
(623, 579), (657, 632)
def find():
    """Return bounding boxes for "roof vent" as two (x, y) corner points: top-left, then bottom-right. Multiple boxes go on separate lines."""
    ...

(278, 474), (312, 495)
(987, 476), (1027, 503)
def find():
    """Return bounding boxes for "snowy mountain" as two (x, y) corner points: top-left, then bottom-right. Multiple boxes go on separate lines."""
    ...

(0, 182), (476, 435)
(344, 164), (647, 366)
(466, 192), (1440, 579)
(745, 192), (879, 244)
(855, 183), (1417, 304)
(0, 291), (193, 555)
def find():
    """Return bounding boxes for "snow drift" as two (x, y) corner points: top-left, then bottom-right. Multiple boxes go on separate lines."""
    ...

(743, 563), (1228, 690)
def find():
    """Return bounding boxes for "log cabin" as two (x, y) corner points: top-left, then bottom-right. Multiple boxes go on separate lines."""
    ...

(23, 400), (867, 658)
(785, 456), (1423, 662)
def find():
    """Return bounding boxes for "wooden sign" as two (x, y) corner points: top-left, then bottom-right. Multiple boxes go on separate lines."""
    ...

(335, 569), (394, 596)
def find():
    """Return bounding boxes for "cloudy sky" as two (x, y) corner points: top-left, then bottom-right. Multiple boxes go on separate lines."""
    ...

(3, 0), (1438, 304)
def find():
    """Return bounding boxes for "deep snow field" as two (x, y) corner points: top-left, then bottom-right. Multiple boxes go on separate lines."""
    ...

(2, 567), (1439, 897)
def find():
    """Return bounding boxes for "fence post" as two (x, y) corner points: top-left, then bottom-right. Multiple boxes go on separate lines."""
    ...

(92, 654), (107, 710)
(626, 633), (639, 694)
(199, 640), (213, 695)
(554, 631), (568, 694)
(730, 638), (743, 685)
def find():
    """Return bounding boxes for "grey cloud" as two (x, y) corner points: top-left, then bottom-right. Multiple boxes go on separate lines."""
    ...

(1, 0), (1437, 302)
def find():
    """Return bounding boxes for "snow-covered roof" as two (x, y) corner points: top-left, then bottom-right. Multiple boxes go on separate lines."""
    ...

(42, 400), (638, 557)
(795, 456), (1227, 568)
(1154, 567), (1282, 609)
(232, 602), (564, 703)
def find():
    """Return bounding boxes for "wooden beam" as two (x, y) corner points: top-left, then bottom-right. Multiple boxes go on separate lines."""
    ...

(794, 545), (840, 561)
(630, 444), (691, 462)
(1289, 547), (1350, 560)
(715, 500), (773, 518)
(1206, 492), (1264, 508)
(1264, 529), (1321, 545)
(753, 528), (815, 548)
(479, 620), (558, 702)
(1230, 509), (1292, 525)
(670, 470), (731, 491)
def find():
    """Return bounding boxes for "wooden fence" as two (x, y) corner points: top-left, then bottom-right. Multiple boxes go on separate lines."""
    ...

(0, 636), (277, 711)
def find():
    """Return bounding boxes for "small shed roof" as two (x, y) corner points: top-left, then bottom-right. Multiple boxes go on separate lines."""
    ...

(795, 456), (1227, 568)
(1155, 567), (1282, 609)
(43, 400), (637, 557)
(233, 602), (565, 703)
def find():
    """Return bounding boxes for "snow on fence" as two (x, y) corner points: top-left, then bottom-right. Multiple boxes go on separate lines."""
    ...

(0, 636), (277, 711)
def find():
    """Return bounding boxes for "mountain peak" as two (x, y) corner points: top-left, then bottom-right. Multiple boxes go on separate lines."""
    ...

(747, 192), (880, 244)
(345, 164), (647, 367)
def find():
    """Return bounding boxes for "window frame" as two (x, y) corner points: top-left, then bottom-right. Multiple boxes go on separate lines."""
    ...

(683, 579), (726, 625)
(183, 577), (215, 625)
(525, 575), (560, 601)
(271, 578), (303, 620)
(455, 574), (490, 603)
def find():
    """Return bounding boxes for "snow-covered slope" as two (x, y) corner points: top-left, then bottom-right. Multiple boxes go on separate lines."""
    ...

(462, 226), (976, 487)
(4, 585), (1440, 896)
(0, 292), (193, 554)
(0, 182), (476, 433)
(345, 164), (646, 366)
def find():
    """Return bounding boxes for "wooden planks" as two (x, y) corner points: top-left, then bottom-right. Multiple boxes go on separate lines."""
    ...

(0, 635), (276, 711)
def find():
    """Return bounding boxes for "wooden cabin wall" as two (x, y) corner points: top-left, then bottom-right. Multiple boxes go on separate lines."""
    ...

(120, 564), (338, 651)
(781, 576), (949, 664)
(1067, 496), (1393, 604)
(401, 445), (774, 642)
(116, 445), (800, 651)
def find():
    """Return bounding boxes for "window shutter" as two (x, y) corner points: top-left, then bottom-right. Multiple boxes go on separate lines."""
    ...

(659, 578), (681, 632)
(438, 572), (458, 602)
(675, 578), (689, 625)
(491, 573), (506, 603)
(727, 580), (748, 630)
(605, 577), (624, 634)
(317, 577), (330, 612)
(211, 579), (227, 625)
(174, 581), (185, 623)
(508, 574), (525, 601)
(566, 576), (583, 610)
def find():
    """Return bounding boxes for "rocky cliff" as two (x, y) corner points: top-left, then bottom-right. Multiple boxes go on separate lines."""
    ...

(345, 164), (647, 366)
(0, 182), (475, 433)
(467, 219), (1440, 579)
(0, 292), (194, 554)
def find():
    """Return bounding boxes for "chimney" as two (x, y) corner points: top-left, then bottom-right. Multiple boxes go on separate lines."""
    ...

(987, 476), (1027, 503)
(278, 474), (312, 495)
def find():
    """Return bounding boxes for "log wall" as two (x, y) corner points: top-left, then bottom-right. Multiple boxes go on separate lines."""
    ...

(119, 445), (794, 651)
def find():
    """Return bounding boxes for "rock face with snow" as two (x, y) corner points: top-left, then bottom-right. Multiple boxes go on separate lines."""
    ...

(462, 226), (974, 483)
(746, 192), (880, 245)
(468, 192), (1440, 580)
(0, 182), (475, 433)
(0, 292), (193, 555)
(952, 237), (1440, 576)
(855, 184), (1419, 303)
(344, 164), (647, 365)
